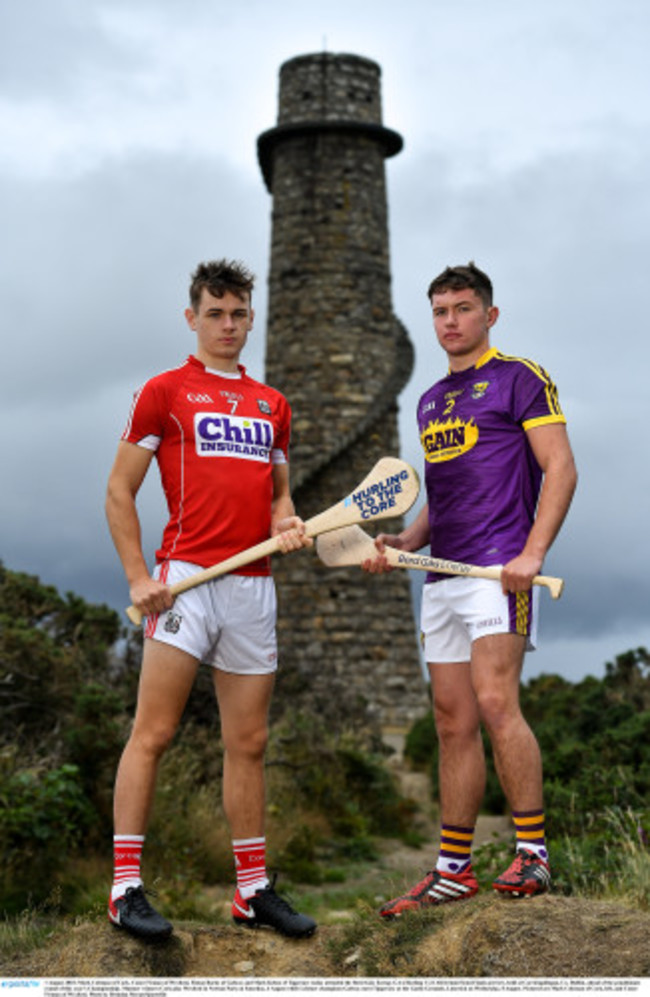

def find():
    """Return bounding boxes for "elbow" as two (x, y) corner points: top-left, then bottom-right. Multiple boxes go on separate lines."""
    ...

(550, 446), (578, 492)
(104, 482), (118, 525)
(564, 455), (578, 497)
(105, 476), (132, 525)
(559, 456), (578, 513)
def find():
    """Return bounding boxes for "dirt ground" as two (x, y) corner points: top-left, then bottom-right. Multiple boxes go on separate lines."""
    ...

(3, 740), (650, 981)
(4, 806), (650, 981)
(4, 878), (650, 980)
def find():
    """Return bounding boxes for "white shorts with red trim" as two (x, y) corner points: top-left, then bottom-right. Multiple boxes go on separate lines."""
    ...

(145, 561), (278, 675)
(420, 575), (540, 664)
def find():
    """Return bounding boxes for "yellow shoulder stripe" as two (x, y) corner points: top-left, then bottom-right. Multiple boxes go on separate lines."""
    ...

(493, 351), (564, 420)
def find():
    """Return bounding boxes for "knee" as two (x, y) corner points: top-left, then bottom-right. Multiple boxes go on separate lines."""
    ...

(433, 700), (480, 748)
(223, 723), (269, 764)
(476, 689), (518, 736)
(129, 722), (177, 760)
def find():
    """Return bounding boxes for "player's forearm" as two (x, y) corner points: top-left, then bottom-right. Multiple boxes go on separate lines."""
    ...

(105, 486), (151, 586)
(397, 504), (431, 552)
(270, 494), (297, 533)
(362, 504), (429, 574)
(270, 493), (312, 552)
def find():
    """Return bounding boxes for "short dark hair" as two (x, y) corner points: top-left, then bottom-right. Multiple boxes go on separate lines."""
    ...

(427, 262), (493, 308)
(189, 259), (255, 311)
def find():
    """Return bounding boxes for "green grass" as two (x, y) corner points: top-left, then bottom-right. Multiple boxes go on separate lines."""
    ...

(0, 893), (68, 961)
(550, 807), (650, 908)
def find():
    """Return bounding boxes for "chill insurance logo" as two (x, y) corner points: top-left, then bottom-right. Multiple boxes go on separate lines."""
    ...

(194, 413), (273, 462)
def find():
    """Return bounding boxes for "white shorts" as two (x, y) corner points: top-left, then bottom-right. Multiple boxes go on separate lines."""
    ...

(420, 576), (539, 664)
(145, 561), (278, 675)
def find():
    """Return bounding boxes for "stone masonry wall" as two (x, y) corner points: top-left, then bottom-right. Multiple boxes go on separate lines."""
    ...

(258, 53), (428, 729)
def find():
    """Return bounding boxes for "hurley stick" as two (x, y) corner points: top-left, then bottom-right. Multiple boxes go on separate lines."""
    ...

(316, 525), (565, 599)
(126, 456), (420, 625)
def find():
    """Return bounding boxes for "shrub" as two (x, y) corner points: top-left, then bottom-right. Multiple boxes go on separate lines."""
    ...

(0, 761), (94, 912)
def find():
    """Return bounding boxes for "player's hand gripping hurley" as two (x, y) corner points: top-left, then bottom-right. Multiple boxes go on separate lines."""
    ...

(316, 525), (565, 599)
(125, 457), (420, 625)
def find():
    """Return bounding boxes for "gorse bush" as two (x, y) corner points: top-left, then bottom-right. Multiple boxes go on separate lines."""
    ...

(0, 565), (132, 912)
(1, 763), (93, 852)
(522, 653), (650, 839)
(0, 760), (94, 911)
(64, 682), (125, 823)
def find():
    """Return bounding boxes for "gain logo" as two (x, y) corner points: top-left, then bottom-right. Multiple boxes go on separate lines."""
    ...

(421, 417), (479, 463)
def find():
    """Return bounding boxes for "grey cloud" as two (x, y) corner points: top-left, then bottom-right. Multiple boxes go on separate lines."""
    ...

(0, 0), (648, 687)
(0, 1), (135, 98)
(0, 152), (270, 408)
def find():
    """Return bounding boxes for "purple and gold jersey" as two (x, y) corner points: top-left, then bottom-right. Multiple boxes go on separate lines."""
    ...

(417, 347), (566, 582)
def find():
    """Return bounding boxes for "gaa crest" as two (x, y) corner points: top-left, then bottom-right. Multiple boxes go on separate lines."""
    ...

(164, 611), (183, 634)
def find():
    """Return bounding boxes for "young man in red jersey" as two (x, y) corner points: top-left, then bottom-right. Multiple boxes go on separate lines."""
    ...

(364, 263), (577, 916)
(105, 259), (316, 940)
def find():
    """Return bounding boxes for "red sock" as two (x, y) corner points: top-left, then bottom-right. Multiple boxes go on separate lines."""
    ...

(112, 834), (144, 900)
(233, 837), (269, 899)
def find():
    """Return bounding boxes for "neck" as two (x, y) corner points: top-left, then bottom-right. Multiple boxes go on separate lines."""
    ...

(448, 356), (476, 373)
(447, 343), (492, 373)
(195, 351), (240, 374)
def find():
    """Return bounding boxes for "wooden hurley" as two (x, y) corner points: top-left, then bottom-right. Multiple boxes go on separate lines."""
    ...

(126, 456), (420, 625)
(316, 524), (565, 600)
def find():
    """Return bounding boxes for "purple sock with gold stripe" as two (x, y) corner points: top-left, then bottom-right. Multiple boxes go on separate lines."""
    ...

(513, 809), (548, 861)
(436, 823), (474, 874)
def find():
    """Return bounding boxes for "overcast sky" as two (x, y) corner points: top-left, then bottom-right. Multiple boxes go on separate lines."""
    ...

(1, 0), (648, 685)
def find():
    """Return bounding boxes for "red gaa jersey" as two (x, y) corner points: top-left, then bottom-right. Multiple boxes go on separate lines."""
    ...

(121, 355), (292, 573)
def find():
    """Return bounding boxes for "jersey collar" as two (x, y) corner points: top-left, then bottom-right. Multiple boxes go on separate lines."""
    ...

(475, 346), (498, 369)
(448, 346), (498, 375)
(188, 354), (246, 378)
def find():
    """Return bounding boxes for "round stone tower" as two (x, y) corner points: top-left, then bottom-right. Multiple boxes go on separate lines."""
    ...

(258, 53), (426, 729)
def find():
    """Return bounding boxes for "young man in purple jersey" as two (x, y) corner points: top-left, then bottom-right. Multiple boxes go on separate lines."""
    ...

(364, 263), (577, 915)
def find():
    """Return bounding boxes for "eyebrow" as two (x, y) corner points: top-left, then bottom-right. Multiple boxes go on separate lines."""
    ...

(433, 298), (476, 310)
(206, 306), (248, 314)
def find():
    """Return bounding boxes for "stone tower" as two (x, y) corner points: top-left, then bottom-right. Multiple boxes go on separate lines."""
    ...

(258, 53), (426, 728)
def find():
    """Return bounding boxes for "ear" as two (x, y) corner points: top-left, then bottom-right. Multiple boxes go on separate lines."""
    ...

(487, 305), (499, 329)
(184, 307), (197, 331)
(248, 307), (255, 330)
